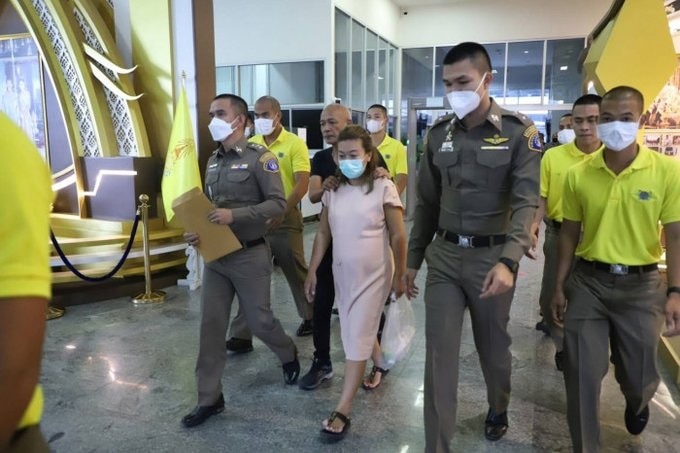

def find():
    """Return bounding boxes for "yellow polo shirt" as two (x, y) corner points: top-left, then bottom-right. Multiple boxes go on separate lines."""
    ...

(563, 146), (680, 264)
(0, 113), (53, 429)
(540, 141), (603, 221)
(377, 135), (407, 179)
(250, 129), (310, 197)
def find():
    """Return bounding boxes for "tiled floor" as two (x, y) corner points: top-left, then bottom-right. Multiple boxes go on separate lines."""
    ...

(40, 222), (680, 452)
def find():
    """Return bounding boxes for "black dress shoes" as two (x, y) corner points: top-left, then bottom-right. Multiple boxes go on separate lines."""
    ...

(554, 350), (565, 372)
(283, 357), (300, 385)
(625, 404), (649, 435)
(484, 408), (508, 441)
(296, 320), (313, 337)
(535, 319), (551, 336)
(181, 393), (225, 428)
(225, 337), (253, 354)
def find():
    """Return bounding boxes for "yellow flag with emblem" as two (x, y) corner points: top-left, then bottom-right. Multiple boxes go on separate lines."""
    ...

(161, 87), (202, 222)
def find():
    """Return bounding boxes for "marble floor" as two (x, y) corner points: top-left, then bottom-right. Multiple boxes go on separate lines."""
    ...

(40, 222), (680, 453)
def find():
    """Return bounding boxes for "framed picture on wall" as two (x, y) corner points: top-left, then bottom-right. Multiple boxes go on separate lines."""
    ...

(0, 33), (47, 161)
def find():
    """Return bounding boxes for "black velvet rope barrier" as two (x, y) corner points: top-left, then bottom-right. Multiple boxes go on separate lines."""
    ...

(50, 214), (141, 282)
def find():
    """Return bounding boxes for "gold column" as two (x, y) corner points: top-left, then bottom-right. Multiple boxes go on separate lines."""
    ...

(129, 0), (174, 161)
(193, 0), (216, 178)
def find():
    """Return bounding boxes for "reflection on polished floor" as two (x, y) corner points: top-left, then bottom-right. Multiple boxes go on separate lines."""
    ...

(41, 222), (680, 453)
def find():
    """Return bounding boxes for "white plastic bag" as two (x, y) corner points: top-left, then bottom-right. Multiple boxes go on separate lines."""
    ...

(381, 293), (416, 367)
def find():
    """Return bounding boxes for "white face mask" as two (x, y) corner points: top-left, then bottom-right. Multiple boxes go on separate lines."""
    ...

(446, 73), (487, 119)
(597, 121), (638, 152)
(557, 128), (576, 145)
(366, 119), (384, 134)
(254, 118), (275, 136)
(208, 117), (235, 142)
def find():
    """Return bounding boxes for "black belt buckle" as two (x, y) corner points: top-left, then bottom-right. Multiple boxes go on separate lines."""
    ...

(609, 264), (629, 275)
(457, 235), (474, 248)
(241, 238), (264, 249)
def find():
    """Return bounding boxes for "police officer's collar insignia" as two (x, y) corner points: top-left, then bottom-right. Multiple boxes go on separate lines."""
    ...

(486, 101), (503, 131)
(483, 134), (510, 145)
(234, 145), (243, 154)
(433, 113), (454, 128)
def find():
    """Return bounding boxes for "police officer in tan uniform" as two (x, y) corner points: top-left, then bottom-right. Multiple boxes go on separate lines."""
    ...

(405, 42), (540, 452)
(181, 94), (299, 428)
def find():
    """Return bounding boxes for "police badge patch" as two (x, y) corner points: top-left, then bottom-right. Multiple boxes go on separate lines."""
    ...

(264, 158), (280, 172)
(528, 132), (542, 152)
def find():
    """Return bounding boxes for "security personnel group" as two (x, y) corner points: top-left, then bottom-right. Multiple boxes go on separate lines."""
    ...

(181, 42), (680, 453)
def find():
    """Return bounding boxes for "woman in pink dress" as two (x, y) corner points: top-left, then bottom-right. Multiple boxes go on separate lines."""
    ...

(304, 125), (407, 442)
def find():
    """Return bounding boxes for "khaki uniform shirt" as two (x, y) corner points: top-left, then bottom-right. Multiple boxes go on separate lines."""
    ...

(407, 100), (541, 268)
(205, 137), (286, 242)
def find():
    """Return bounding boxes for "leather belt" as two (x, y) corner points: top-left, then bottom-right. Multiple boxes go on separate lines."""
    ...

(545, 218), (562, 230)
(240, 237), (266, 249)
(437, 229), (506, 248)
(579, 259), (658, 275)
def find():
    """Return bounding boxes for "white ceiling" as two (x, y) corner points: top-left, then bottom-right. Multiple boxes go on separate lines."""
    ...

(392, 0), (476, 7)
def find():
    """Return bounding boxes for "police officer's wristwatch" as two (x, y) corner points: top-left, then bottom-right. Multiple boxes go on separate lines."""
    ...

(498, 257), (519, 274)
(668, 286), (680, 297)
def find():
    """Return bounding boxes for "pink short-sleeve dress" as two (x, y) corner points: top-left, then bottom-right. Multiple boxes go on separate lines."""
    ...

(321, 178), (403, 361)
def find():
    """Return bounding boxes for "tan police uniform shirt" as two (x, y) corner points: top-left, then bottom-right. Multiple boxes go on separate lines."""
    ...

(407, 99), (541, 267)
(204, 137), (286, 242)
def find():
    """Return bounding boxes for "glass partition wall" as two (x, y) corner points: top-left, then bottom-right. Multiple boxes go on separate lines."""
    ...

(400, 38), (586, 139)
(334, 9), (399, 130)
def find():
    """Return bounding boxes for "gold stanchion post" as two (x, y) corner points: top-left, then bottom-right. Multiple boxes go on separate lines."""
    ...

(47, 202), (65, 320)
(132, 194), (166, 304)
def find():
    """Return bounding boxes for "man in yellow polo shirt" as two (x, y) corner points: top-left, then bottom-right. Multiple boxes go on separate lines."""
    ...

(226, 95), (313, 351)
(0, 112), (53, 452)
(531, 94), (603, 371)
(552, 86), (680, 452)
(366, 104), (407, 195)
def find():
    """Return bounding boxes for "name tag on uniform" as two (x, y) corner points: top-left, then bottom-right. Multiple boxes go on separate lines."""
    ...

(208, 163), (218, 169)
(480, 145), (510, 150)
(440, 141), (454, 152)
(230, 163), (248, 169)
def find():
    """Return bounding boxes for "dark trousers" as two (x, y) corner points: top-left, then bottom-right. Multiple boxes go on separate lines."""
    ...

(312, 247), (334, 364)
(563, 263), (665, 453)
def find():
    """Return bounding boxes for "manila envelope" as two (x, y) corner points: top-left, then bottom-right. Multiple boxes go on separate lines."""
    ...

(171, 187), (242, 262)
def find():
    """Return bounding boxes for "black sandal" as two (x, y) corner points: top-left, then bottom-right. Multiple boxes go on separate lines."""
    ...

(320, 411), (351, 443)
(362, 365), (389, 390)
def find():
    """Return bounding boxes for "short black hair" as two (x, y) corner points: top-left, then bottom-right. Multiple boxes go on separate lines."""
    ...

(443, 42), (492, 73)
(573, 94), (602, 109)
(602, 86), (645, 114)
(367, 104), (388, 116)
(560, 113), (573, 119)
(213, 93), (248, 118)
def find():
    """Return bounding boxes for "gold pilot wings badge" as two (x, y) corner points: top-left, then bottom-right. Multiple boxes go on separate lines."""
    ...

(482, 134), (510, 145)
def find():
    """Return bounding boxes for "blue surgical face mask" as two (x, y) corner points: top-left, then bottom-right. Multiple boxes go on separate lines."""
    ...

(339, 158), (366, 179)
